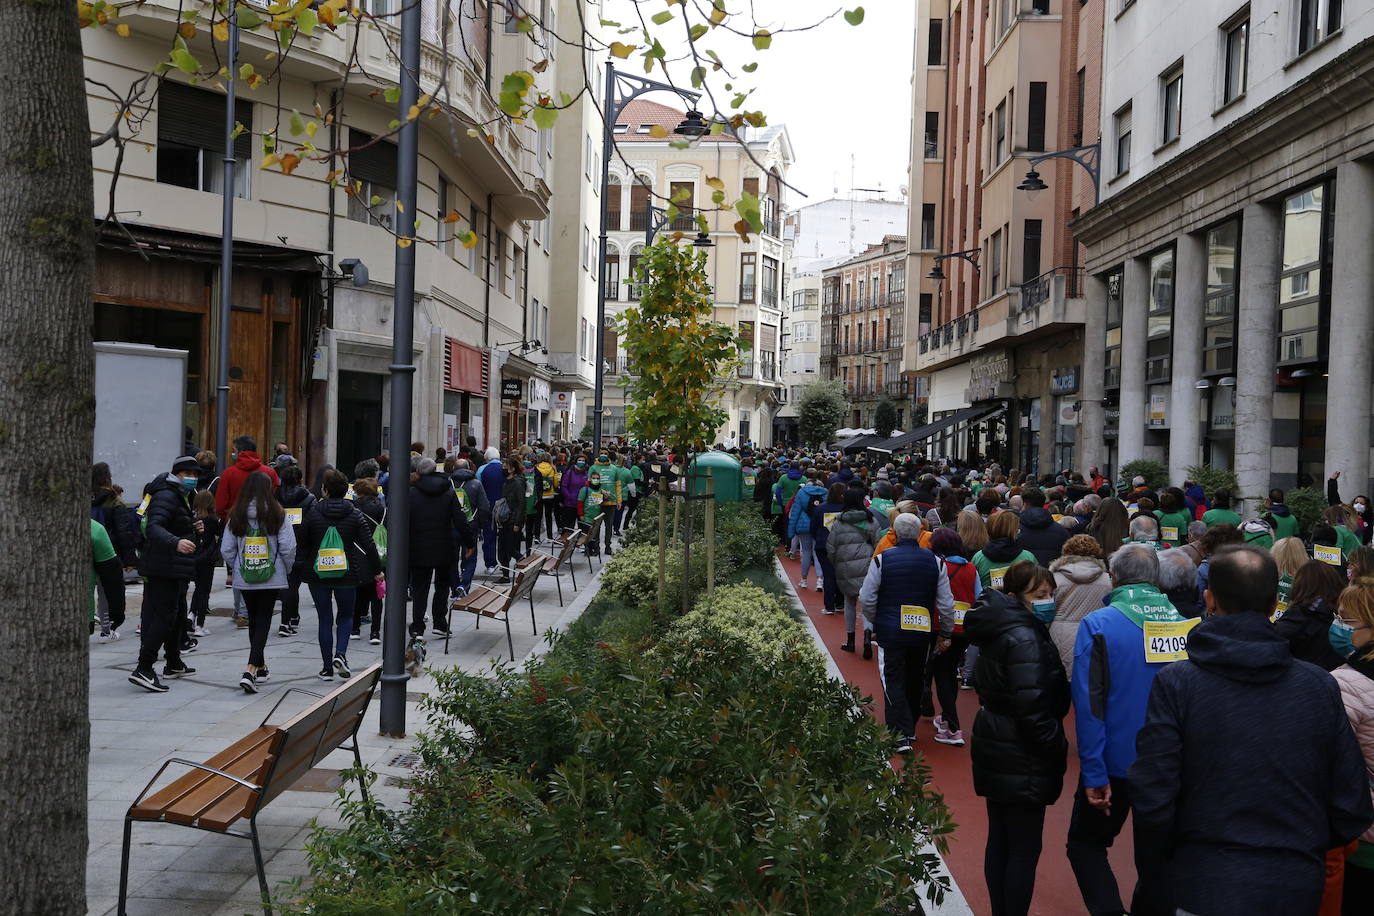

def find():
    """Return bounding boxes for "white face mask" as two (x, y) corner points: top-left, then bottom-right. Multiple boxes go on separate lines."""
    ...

(1357, 503), (1367, 515)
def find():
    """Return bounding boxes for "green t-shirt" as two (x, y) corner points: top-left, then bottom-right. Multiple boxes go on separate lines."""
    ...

(1154, 509), (1193, 547)
(1337, 525), (1361, 562)
(578, 484), (605, 522)
(1269, 511), (1300, 541)
(1202, 508), (1241, 529)
(972, 548), (1038, 591)
(590, 463), (619, 504)
(615, 464), (635, 500)
(524, 471), (538, 513)
(90, 518), (116, 623)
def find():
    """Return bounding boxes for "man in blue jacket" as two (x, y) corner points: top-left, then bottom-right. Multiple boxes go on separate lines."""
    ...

(1069, 543), (1183, 916)
(786, 471), (828, 590)
(476, 447), (505, 575)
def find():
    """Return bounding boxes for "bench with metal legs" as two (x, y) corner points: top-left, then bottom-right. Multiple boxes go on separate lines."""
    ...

(448, 555), (544, 659)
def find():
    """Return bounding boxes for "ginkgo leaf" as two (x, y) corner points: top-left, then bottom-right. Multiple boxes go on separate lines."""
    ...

(531, 105), (558, 129)
(650, 9), (673, 25)
(752, 29), (771, 50)
(236, 7), (263, 29)
(459, 230), (479, 249)
(289, 110), (305, 135)
(383, 86), (400, 103)
(213, 19), (229, 40)
(370, 194), (382, 205)
(397, 237), (413, 248)
(297, 7), (318, 35)
(116, 23), (130, 36)
(705, 176), (724, 190)
(844, 7), (865, 26)
(304, 120), (319, 137)
(260, 153), (282, 170)
(608, 41), (635, 58)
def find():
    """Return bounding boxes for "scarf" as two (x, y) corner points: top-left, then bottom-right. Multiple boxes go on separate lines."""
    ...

(1109, 583), (1183, 627)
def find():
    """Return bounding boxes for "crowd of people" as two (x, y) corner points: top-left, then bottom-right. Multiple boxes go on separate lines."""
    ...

(741, 451), (1374, 916)
(88, 435), (665, 695)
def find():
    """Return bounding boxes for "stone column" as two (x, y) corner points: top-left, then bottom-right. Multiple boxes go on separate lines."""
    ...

(1326, 161), (1374, 494)
(1235, 201), (1281, 515)
(1117, 257), (1150, 468)
(1080, 274), (1107, 475)
(1170, 232), (1206, 484)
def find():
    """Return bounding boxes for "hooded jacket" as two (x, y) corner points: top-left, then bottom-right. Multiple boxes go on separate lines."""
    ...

(808, 499), (846, 552)
(1016, 506), (1071, 566)
(773, 469), (803, 516)
(478, 457), (506, 508)
(1273, 595), (1346, 671)
(827, 509), (879, 597)
(214, 451), (280, 517)
(294, 497), (382, 587)
(971, 539), (1038, 590)
(560, 465), (589, 508)
(408, 472), (474, 568)
(452, 467), (491, 528)
(1266, 503), (1300, 541)
(1048, 555), (1112, 677)
(535, 460), (560, 499)
(964, 589), (1070, 806)
(138, 473), (198, 580)
(786, 483), (828, 539)
(1130, 612), (1373, 916)
(220, 502), (297, 591)
(1332, 654), (1374, 845)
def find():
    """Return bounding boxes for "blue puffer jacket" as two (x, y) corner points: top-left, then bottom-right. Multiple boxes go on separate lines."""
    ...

(786, 484), (828, 539)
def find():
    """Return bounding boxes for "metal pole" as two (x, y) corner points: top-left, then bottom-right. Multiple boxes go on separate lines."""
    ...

(379, 0), (422, 737)
(215, 6), (238, 470)
(590, 61), (617, 454)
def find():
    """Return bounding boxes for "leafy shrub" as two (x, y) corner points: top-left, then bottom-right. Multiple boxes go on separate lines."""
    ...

(1120, 458), (1168, 491)
(1280, 486), (1328, 537)
(621, 500), (775, 572)
(1185, 465), (1240, 501)
(655, 584), (821, 676)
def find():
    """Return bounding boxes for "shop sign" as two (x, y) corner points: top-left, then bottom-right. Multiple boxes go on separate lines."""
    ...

(1209, 386), (1234, 431)
(500, 378), (523, 401)
(1149, 389), (1169, 428)
(968, 351), (1011, 402)
(1050, 366), (1080, 395)
(553, 390), (576, 415)
(529, 378), (551, 411)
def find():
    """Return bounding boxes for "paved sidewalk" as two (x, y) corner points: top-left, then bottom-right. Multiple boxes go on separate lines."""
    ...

(88, 541), (605, 916)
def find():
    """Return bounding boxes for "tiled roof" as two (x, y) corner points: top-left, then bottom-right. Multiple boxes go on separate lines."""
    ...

(612, 98), (739, 144)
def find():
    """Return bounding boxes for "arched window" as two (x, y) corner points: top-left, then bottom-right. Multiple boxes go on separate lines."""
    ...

(627, 243), (646, 299)
(604, 241), (622, 301)
(606, 174), (623, 230)
(630, 174), (653, 230)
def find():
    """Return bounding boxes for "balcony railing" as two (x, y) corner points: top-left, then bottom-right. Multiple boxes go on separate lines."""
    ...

(738, 361), (755, 379)
(887, 289), (906, 306)
(606, 356), (637, 376)
(763, 217), (782, 238)
(671, 209), (697, 231)
(761, 287), (778, 308)
(629, 211), (650, 231)
(606, 208), (621, 231)
(739, 283), (756, 303)
(1019, 266), (1084, 310)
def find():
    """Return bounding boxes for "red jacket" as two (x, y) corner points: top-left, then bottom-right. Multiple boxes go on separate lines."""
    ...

(214, 451), (280, 516)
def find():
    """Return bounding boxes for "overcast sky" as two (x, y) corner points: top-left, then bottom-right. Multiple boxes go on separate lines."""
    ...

(604, 1), (916, 206)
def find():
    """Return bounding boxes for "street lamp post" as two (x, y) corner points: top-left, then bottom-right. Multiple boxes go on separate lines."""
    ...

(214, 6), (239, 472)
(1016, 143), (1101, 203)
(591, 61), (707, 453)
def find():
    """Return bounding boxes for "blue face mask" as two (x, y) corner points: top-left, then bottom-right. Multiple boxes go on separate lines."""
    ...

(576, 461), (586, 469)
(1030, 599), (1057, 625)
(1329, 620), (1359, 658)
(179, 475), (198, 491)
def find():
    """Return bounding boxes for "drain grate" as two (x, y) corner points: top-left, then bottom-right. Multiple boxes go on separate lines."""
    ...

(388, 752), (420, 768)
(406, 691), (429, 704)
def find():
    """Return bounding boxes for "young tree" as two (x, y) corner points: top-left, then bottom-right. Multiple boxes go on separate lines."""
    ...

(873, 398), (898, 439)
(799, 379), (849, 448)
(0, 3), (96, 914)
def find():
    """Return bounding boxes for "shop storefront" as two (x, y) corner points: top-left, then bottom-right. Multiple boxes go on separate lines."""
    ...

(499, 377), (524, 449)
(527, 378), (551, 442)
(443, 338), (490, 452)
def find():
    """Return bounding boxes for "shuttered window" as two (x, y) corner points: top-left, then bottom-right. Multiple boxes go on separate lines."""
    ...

(156, 82), (253, 196)
(347, 129), (398, 228)
(1027, 82), (1047, 152)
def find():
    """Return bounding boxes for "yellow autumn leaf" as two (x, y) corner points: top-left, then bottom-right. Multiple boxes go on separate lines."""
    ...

(396, 200), (405, 213)
(178, 21), (197, 39)
(279, 153), (301, 175)
(608, 41), (635, 59)
(406, 104), (421, 121)
(260, 154), (282, 170)
(648, 124), (669, 138)
(705, 176), (724, 190)
(459, 231), (479, 249)
(116, 23), (130, 37)
(304, 120), (319, 137)
(397, 237), (413, 248)
(442, 211), (461, 224)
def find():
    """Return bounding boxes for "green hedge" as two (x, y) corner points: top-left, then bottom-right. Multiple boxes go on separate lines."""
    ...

(289, 513), (954, 915)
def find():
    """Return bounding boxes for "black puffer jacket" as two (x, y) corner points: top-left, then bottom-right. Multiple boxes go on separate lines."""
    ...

(294, 497), (381, 588)
(1274, 597), (1346, 672)
(965, 588), (1070, 806)
(137, 473), (197, 580)
(408, 472), (473, 568)
(1017, 507), (1070, 567)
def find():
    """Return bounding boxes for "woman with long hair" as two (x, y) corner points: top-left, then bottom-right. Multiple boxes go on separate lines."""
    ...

(1331, 578), (1374, 910)
(958, 509), (990, 555)
(1275, 560), (1349, 671)
(1087, 498), (1130, 558)
(928, 527), (979, 746)
(221, 472), (295, 692)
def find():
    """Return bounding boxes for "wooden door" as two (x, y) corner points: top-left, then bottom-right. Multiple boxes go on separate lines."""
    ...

(227, 294), (269, 450)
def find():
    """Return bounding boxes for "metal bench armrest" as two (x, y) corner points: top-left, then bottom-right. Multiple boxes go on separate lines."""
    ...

(130, 757), (263, 809)
(260, 687), (326, 728)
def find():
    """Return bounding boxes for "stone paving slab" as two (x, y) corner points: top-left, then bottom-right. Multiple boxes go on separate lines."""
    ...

(89, 539), (606, 916)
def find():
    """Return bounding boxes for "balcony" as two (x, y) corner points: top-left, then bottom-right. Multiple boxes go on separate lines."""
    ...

(763, 217), (782, 238)
(761, 287), (778, 308)
(629, 211), (650, 232)
(1010, 267), (1085, 337)
(887, 290), (906, 306)
(738, 361), (755, 379)
(671, 209), (698, 231)
(606, 356), (637, 377)
(606, 208), (621, 231)
(739, 284), (756, 303)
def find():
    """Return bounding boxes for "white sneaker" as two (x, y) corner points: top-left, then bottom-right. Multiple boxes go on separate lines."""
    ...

(193, 625), (210, 637)
(815, 579), (823, 592)
(798, 578), (808, 589)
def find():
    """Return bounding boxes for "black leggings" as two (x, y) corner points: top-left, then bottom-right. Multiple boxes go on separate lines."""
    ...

(353, 580), (381, 636)
(279, 571), (303, 627)
(984, 800), (1047, 916)
(409, 566), (451, 635)
(240, 589), (277, 668)
(189, 562), (215, 626)
(539, 498), (559, 538)
(929, 636), (969, 732)
(138, 576), (188, 670)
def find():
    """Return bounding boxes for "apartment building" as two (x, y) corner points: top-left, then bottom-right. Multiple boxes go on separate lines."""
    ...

(774, 269), (821, 445)
(599, 100), (794, 447)
(84, 0), (602, 475)
(908, 0), (1104, 472)
(1075, 0), (1374, 501)
(820, 236), (909, 431)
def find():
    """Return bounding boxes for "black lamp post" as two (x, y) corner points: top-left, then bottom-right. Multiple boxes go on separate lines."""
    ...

(214, 6), (239, 474)
(1016, 143), (1101, 203)
(591, 61), (705, 454)
(926, 248), (982, 282)
(645, 204), (715, 247)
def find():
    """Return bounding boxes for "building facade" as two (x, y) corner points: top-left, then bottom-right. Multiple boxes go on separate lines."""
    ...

(820, 237), (909, 431)
(907, 0), (1104, 473)
(1075, 0), (1374, 503)
(787, 196), (909, 272)
(599, 100), (794, 447)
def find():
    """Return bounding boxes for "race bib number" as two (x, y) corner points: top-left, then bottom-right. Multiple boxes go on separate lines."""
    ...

(588, 492), (604, 506)
(900, 605), (932, 633)
(345, 486), (356, 501)
(651, 464), (662, 474)
(316, 549), (347, 571)
(1315, 544), (1342, 566)
(285, 507), (303, 526)
(1161, 526), (1179, 542)
(953, 601), (970, 631)
(743, 474), (756, 487)
(823, 512), (838, 530)
(1271, 600), (1290, 623)
(990, 566), (1010, 589)
(137, 494), (151, 517)
(1128, 503), (1139, 513)
(1143, 618), (1200, 664)
(243, 536), (269, 559)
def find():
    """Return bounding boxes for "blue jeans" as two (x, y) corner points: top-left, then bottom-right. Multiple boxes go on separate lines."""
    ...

(482, 519), (498, 568)
(308, 583), (355, 668)
(796, 532), (817, 580)
(816, 546), (841, 611)
(451, 550), (478, 594)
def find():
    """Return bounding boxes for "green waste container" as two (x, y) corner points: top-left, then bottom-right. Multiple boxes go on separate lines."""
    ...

(688, 451), (743, 502)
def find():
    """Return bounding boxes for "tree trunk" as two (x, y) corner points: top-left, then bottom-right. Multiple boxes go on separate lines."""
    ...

(0, 3), (95, 914)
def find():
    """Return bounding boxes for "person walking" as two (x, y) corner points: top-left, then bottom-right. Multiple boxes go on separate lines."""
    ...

(1066, 543), (1183, 916)
(787, 470), (828, 591)
(1015, 487), (1070, 566)
(1202, 488), (1241, 528)
(295, 468), (382, 681)
(773, 461), (804, 549)
(496, 456), (528, 579)
(213, 435), (280, 517)
(973, 511), (1037, 592)
(1274, 559), (1348, 670)
(450, 458), (489, 598)
(1331, 578), (1374, 912)
(1130, 546), (1373, 915)
(408, 458), (473, 639)
(220, 472), (295, 693)
(275, 463), (314, 637)
(187, 490), (223, 637)
(964, 560), (1070, 916)
(534, 450), (561, 541)
(559, 454), (589, 534)
(828, 488), (880, 658)
(352, 478), (385, 641)
(858, 513), (954, 754)
(928, 526), (980, 746)
(809, 482), (848, 615)
(1047, 534), (1112, 676)
(588, 451), (619, 554)
(477, 446), (505, 575)
(519, 456), (545, 556)
(128, 456), (203, 692)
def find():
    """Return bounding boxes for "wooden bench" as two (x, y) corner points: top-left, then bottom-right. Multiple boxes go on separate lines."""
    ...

(448, 553), (544, 659)
(534, 530), (584, 606)
(574, 514), (605, 573)
(118, 664), (382, 916)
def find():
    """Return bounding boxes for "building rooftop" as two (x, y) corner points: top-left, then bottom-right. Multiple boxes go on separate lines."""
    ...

(613, 98), (782, 146)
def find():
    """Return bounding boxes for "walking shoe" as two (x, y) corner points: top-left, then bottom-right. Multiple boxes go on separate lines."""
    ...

(128, 668), (168, 693)
(369, 635), (381, 645)
(495, 576), (512, 584)
(287, 624), (300, 636)
(350, 632), (360, 640)
(180, 638), (199, 654)
(862, 631), (873, 661)
(433, 626), (452, 637)
(823, 608), (837, 615)
(815, 580), (823, 592)
(255, 669), (270, 682)
(895, 737), (914, 754)
(135, 623), (142, 636)
(239, 671), (258, 694)
(99, 627), (120, 642)
(233, 615), (250, 629)
(192, 624), (210, 637)
(960, 677), (975, 691)
(317, 667), (334, 681)
(278, 624), (292, 637)
(933, 725), (966, 747)
(162, 663), (196, 678)
(798, 577), (808, 589)
(332, 654), (351, 679)
(839, 635), (855, 653)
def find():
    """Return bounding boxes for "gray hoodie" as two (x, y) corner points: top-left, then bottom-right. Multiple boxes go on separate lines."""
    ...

(1048, 554), (1111, 677)
(221, 503), (298, 591)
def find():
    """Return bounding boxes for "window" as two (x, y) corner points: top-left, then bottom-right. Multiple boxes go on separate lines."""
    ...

(629, 175), (651, 228)
(605, 175), (622, 230)
(1105, 269), (1123, 388)
(346, 129), (397, 228)
(604, 251), (621, 300)
(1223, 14), (1249, 103)
(1023, 219), (1042, 283)
(1027, 82), (1047, 152)
(921, 203), (936, 250)
(988, 229), (1003, 294)
(584, 133), (592, 179)
(1074, 68), (1086, 145)
(928, 19), (943, 65)
(627, 244), (645, 299)
(1146, 248), (1175, 383)
(669, 180), (695, 228)
(437, 176), (455, 257)
(612, 123), (628, 134)
(1297, 0), (1342, 54)
(762, 256), (779, 307)
(924, 112), (940, 158)
(1114, 104), (1133, 177)
(791, 321), (817, 342)
(993, 99), (1007, 166)
(579, 317), (588, 360)
(582, 226), (591, 272)
(636, 123), (652, 134)
(998, 0), (1012, 36)
(495, 229), (508, 294)
(742, 176), (759, 198)
(503, 0), (522, 33)
(157, 82), (252, 198)
(1161, 67), (1183, 144)
(1203, 220), (1240, 374)
(1031, 0), (1049, 12)
(1278, 182), (1333, 364)
(740, 253), (756, 302)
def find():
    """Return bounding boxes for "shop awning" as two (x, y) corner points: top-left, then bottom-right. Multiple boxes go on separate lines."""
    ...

(884, 404), (1005, 453)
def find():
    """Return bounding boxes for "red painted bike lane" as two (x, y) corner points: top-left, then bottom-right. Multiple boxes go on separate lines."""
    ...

(779, 551), (1134, 915)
